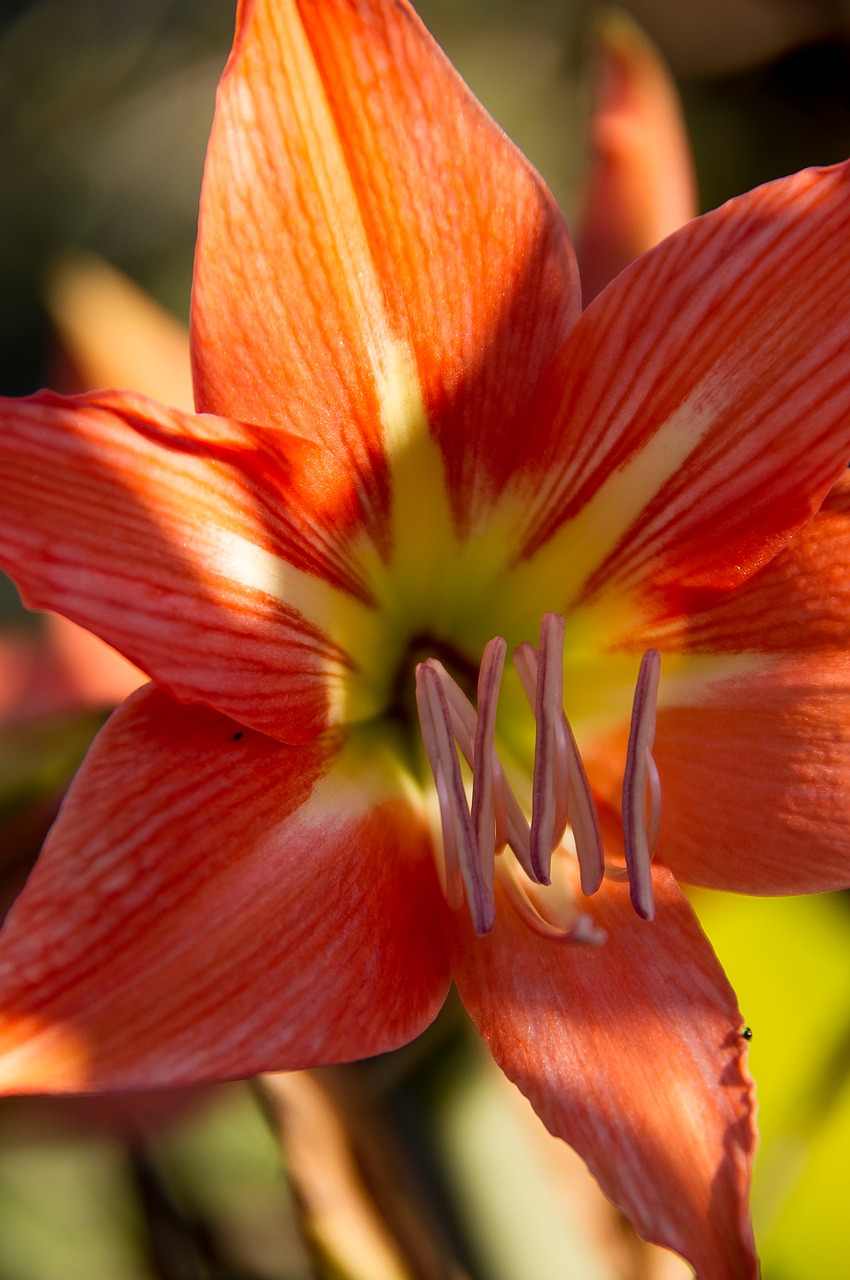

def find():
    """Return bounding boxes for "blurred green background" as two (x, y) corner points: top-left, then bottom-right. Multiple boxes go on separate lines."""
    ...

(1, 1), (850, 1277)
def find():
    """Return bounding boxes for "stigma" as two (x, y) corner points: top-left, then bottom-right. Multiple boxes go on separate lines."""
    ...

(414, 613), (661, 943)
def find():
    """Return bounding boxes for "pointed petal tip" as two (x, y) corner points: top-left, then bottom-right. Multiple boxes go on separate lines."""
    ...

(194, 0), (582, 528)
(576, 5), (697, 300)
(451, 868), (759, 1279)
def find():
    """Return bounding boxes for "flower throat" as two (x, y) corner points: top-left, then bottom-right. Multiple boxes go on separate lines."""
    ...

(415, 613), (661, 944)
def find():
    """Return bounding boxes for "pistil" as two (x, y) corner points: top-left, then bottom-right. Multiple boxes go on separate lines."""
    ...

(415, 615), (662, 942)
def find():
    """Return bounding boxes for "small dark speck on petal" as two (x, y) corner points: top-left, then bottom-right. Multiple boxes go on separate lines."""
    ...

(233, 731), (244, 741)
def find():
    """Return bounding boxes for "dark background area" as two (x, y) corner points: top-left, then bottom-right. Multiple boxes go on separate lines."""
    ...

(2, 0), (850, 397)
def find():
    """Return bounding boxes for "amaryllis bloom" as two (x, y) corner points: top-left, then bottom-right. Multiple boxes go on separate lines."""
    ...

(0, 2), (849, 1275)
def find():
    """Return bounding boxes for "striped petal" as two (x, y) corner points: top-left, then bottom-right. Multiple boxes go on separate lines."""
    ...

(644, 472), (850, 656)
(643, 476), (850, 893)
(575, 12), (698, 302)
(577, 477), (850, 893)
(508, 161), (850, 633)
(0, 390), (389, 742)
(0, 686), (449, 1093)
(449, 865), (758, 1280)
(655, 662), (850, 894)
(192, 0), (580, 540)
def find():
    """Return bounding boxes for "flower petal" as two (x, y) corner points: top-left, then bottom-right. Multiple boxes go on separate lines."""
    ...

(581, 478), (850, 893)
(0, 390), (391, 742)
(652, 478), (850, 892)
(644, 471), (850, 656)
(0, 686), (449, 1093)
(510, 161), (850, 629)
(193, 0), (580, 533)
(655, 662), (850, 894)
(575, 12), (698, 302)
(449, 866), (758, 1279)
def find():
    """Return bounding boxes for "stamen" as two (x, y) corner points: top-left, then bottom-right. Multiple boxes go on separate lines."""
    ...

(621, 649), (662, 922)
(428, 660), (476, 757)
(430, 760), (464, 910)
(425, 656), (536, 880)
(497, 856), (607, 946)
(491, 760), (510, 855)
(470, 638), (507, 885)
(560, 720), (605, 897)
(415, 662), (495, 933)
(646, 752), (662, 855)
(414, 618), (659, 942)
(500, 779), (535, 878)
(514, 635), (605, 896)
(549, 718), (573, 858)
(529, 613), (567, 884)
(512, 641), (538, 703)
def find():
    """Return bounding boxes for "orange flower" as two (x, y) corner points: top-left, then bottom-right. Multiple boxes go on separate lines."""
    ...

(0, 4), (849, 1276)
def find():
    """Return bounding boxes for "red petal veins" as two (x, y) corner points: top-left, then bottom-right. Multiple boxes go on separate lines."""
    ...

(634, 471), (850, 656)
(193, 0), (581, 536)
(449, 866), (759, 1280)
(195, 0), (396, 552)
(0, 687), (449, 1093)
(0, 391), (385, 743)
(515, 162), (850, 621)
(594, 477), (850, 894)
(655, 661), (850, 894)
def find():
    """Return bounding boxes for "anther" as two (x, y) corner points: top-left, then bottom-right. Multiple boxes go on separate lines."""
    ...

(427, 660), (476, 757)
(621, 649), (662, 921)
(415, 662), (495, 933)
(470, 637), (507, 883)
(430, 759), (464, 910)
(514, 626), (604, 897)
(529, 613), (567, 883)
(414, 617), (653, 943)
(422, 660), (535, 880)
